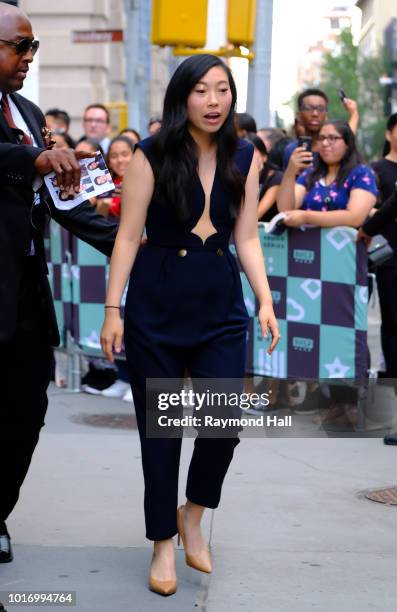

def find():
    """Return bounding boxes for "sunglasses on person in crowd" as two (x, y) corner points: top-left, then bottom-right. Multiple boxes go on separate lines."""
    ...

(0, 38), (40, 56)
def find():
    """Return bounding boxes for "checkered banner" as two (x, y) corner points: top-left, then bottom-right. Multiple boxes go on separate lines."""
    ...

(47, 222), (368, 378)
(69, 233), (110, 354)
(231, 225), (368, 380)
(44, 221), (73, 348)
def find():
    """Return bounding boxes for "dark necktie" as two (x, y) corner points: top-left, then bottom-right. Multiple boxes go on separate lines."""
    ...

(1, 94), (33, 145)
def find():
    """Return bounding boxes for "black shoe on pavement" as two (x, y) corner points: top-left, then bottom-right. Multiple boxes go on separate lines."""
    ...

(293, 387), (331, 415)
(384, 433), (397, 445)
(81, 363), (117, 393)
(0, 522), (13, 563)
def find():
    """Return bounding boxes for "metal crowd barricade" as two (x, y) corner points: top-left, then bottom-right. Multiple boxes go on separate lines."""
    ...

(231, 224), (369, 380)
(47, 221), (369, 387)
(46, 220), (115, 391)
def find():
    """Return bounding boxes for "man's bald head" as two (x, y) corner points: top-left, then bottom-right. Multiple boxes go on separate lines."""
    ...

(0, 2), (30, 30)
(0, 1), (34, 94)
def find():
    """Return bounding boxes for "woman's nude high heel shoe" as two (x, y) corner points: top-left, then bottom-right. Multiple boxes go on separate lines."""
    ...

(148, 553), (177, 596)
(176, 505), (212, 573)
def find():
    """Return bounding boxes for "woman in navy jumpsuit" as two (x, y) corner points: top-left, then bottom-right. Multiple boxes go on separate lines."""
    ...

(101, 54), (279, 595)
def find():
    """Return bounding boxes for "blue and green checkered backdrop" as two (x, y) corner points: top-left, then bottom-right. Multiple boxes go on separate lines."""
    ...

(47, 222), (368, 379)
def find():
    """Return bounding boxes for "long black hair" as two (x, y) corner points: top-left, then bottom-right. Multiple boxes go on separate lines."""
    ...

(151, 54), (245, 221)
(268, 136), (294, 171)
(383, 113), (397, 157)
(119, 127), (141, 142)
(245, 132), (267, 156)
(244, 132), (273, 187)
(306, 120), (363, 191)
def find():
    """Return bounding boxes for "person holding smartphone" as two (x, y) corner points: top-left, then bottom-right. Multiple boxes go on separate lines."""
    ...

(277, 120), (377, 427)
(278, 120), (376, 228)
(283, 88), (359, 169)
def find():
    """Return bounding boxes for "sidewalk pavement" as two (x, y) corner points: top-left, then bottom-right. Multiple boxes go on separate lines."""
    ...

(2, 383), (397, 612)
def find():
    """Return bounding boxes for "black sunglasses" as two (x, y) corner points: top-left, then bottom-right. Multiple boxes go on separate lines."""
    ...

(0, 38), (39, 56)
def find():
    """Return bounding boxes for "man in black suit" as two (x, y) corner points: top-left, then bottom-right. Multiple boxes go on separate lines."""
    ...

(0, 2), (118, 562)
(359, 188), (397, 446)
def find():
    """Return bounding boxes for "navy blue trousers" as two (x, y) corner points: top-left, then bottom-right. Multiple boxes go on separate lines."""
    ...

(124, 326), (246, 541)
(124, 243), (249, 540)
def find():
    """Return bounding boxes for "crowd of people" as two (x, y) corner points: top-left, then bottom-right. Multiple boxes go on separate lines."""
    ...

(238, 92), (397, 429)
(44, 104), (162, 219)
(242, 92), (397, 394)
(50, 90), (397, 415)
(42, 106), (164, 403)
(2, 2), (397, 597)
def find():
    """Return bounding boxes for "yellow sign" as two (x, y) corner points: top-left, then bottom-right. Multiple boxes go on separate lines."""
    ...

(151, 0), (208, 48)
(227, 0), (257, 47)
(105, 102), (128, 136)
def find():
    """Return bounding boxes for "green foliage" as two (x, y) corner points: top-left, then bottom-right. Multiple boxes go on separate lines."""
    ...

(291, 27), (392, 160)
(356, 48), (393, 159)
(321, 29), (358, 122)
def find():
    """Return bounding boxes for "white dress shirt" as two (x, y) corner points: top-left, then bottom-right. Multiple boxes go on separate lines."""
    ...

(0, 91), (37, 146)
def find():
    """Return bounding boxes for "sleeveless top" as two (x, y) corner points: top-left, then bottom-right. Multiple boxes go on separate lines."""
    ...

(125, 137), (254, 345)
(135, 136), (254, 250)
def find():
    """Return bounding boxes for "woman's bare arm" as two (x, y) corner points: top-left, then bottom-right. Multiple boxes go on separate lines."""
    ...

(277, 147), (311, 212)
(105, 149), (154, 306)
(234, 158), (280, 353)
(101, 149), (154, 360)
(304, 189), (376, 228)
(257, 184), (279, 219)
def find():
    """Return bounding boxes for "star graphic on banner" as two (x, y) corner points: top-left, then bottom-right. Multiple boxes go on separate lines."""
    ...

(324, 357), (350, 378)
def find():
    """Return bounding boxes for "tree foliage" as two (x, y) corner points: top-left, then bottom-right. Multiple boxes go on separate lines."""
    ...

(321, 29), (358, 121)
(291, 27), (392, 160)
(356, 48), (393, 159)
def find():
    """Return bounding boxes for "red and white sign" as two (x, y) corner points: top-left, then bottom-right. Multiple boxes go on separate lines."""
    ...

(72, 30), (124, 43)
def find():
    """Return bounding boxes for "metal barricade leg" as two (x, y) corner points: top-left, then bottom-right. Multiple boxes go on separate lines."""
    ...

(66, 331), (82, 393)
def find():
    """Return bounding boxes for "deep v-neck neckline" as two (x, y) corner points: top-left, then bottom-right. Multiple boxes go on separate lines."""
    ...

(191, 165), (219, 244)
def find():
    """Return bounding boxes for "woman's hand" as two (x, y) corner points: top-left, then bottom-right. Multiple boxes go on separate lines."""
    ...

(259, 303), (280, 355)
(343, 98), (359, 134)
(343, 97), (358, 117)
(283, 209), (309, 227)
(288, 146), (313, 175)
(100, 310), (124, 362)
(356, 227), (373, 248)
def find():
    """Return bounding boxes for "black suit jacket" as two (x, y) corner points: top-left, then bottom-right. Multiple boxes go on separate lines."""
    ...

(0, 92), (118, 345)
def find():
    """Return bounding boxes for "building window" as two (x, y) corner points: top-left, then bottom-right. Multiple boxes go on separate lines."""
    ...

(330, 18), (340, 30)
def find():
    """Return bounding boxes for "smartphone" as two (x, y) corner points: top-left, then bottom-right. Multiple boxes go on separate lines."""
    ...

(338, 88), (347, 102)
(297, 136), (312, 152)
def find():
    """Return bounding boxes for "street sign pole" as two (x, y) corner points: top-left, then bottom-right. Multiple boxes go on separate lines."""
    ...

(247, 0), (273, 127)
(124, 0), (141, 132)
